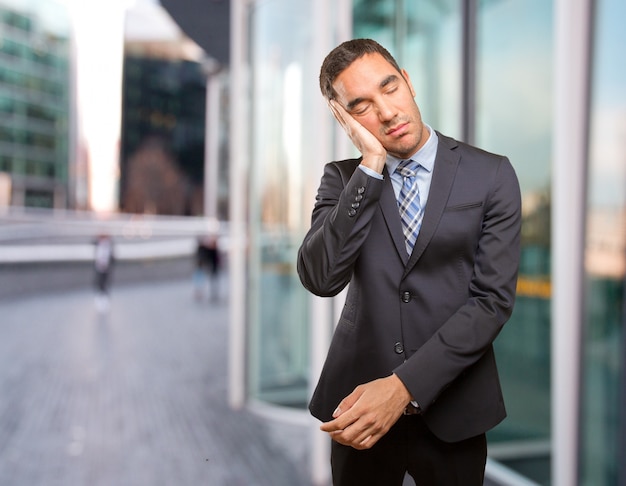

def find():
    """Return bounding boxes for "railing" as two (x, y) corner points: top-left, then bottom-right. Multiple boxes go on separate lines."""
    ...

(0, 206), (229, 263)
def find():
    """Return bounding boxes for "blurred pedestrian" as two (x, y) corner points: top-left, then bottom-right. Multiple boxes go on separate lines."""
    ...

(93, 234), (114, 312)
(193, 234), (220, 302)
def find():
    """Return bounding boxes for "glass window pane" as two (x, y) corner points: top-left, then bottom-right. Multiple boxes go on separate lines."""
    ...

(354, 0), (462, 137)
(247, 0), (315, 407)
(580, 0), (626, 483)
(477, 0), (554, 482)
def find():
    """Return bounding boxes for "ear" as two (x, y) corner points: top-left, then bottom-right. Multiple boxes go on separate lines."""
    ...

(401, 69), (416, 98)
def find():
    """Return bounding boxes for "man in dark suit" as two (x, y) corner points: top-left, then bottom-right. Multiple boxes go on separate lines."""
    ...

(297, 39), (521, 485)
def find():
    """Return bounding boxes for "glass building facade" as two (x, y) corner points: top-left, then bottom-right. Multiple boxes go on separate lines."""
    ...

(474, 1), (553, 481)
(233, 0), (626, 484)
(120, 56), (208, 216)
(580, 0), (625, 484)
(0, 0), (70, 208)
(245, 0), (318, 407)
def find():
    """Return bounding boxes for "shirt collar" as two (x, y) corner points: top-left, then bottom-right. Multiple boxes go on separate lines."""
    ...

(387, 124), (437, 175)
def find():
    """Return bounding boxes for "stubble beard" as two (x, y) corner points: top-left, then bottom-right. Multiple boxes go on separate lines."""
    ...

(381, 116), (424, 160)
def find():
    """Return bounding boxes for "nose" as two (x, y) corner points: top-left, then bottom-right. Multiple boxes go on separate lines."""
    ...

(377, 98), (396, 122)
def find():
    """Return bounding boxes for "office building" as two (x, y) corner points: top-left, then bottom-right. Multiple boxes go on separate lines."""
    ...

(0, 0), (71, 208)
(121, 1), (224, 217)
(121, 55), (207, 215)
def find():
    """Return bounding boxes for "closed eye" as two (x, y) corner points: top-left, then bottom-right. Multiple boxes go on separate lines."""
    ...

(350, 103), (371, 116)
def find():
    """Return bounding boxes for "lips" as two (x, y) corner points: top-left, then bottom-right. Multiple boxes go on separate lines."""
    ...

(386, 122), (409, 137)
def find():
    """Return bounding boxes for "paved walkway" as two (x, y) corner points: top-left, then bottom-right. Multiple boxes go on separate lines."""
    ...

(0, 276), (314, 486)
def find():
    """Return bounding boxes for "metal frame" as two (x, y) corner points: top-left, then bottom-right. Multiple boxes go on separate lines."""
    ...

(461, 0), (477, 145)
(228, 0), (250, 410)
(551, 0), (594, 485)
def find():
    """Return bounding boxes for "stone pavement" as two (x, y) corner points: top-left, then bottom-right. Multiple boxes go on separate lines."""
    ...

(0, 275), (315, 486)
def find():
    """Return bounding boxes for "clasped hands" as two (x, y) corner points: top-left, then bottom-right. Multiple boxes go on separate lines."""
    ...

(320, 373), (412, 450)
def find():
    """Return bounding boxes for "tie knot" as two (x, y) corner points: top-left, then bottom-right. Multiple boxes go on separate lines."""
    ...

(397, 160), (417, 178)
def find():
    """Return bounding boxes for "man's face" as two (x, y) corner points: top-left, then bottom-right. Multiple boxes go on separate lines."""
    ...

(332, 53), (428, 159)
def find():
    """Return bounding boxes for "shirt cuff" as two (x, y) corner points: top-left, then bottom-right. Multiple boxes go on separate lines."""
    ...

(358, 164), (384, 180)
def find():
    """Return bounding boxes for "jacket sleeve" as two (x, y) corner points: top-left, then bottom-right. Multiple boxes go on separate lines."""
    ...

(297, 161), (384, 297)
(394, 156), (522, 413)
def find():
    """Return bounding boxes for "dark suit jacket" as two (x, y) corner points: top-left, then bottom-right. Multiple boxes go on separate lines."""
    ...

(297, 132), (521, 443)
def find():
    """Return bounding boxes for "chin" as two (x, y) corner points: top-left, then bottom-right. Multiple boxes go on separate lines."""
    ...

(392, 143), (419, 159)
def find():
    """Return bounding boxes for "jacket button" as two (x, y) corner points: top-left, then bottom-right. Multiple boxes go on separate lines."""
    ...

(355, 194), (363, 202)
(401, 291), (411, 303)
(351, 202), (360, 209)
(357, 186), (365, 194)
(348, 208), (357, 217)
(394, 342), (404, 354)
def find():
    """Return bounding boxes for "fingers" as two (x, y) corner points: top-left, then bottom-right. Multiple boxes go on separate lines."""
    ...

(325, 414), (385, 450)
(333, 388), (362, 418)
(327, 99), (341, 122)
(320, 377), (410, 449)
(320, 406), (358, 433)
(327, 99), (344, 119)
(320, 402), (386, 449)
(328, 100), (351, 135)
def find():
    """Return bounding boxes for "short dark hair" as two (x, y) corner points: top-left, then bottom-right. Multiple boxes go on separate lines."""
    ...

(319, 38), (402, 100)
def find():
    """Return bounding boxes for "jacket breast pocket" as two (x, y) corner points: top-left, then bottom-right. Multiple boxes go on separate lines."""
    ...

(444, 201), (483, 212)
(434, 201), (484, 252)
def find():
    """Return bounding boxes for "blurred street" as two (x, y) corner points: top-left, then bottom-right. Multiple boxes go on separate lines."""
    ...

(0, 270), (313, 486)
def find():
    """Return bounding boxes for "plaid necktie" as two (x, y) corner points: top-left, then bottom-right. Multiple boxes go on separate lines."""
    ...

(396, 159), (422, 254)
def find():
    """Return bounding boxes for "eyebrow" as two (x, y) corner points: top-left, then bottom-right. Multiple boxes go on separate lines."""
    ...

(345, 74), (400, 111)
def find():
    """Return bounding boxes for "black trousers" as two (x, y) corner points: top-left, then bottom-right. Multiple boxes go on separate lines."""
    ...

(330, 415), (487, 486)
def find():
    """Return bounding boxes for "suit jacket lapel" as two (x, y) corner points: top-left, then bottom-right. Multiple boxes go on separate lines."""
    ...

(379, 166), (410, 265)
(404, 134), (460, 276)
